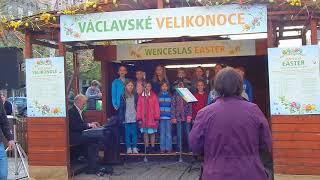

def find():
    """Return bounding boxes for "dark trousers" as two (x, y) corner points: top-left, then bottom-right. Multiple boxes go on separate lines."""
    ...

(70, 133), (100, 172)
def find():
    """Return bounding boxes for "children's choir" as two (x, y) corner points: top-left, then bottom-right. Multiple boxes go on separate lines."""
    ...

(111, 64), (252, 154)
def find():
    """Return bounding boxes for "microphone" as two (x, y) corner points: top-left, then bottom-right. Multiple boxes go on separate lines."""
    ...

(205, 70), (210, 85)
(143, 72), (146, 80)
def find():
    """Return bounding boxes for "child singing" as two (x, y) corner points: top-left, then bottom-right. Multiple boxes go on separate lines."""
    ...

(119, 80), (139, 154)
(171, 81), (192, 152)
(137, 82), (160, 153)
(172, 68), (191, 91)
(135, 69), (145, 95)
(192, 80), (208, 120)
(158, 82), (172, 153)
(112, 65), (128, 111)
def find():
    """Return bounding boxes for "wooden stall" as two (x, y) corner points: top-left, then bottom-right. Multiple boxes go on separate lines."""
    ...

(3, 0), (320, 179)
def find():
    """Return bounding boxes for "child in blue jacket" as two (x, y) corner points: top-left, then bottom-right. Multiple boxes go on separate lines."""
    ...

(112, 65), (128, 110)
(158, 82), (172, 153)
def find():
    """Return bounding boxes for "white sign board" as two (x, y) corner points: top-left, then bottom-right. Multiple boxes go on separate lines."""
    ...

(26, 57), (66, 117)
(60, 4), (267, 42)
(268, 45), (320, 115)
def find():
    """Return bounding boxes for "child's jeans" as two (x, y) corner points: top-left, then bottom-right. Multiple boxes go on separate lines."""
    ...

(0, 143), (8, 180)
(160, 119), (172, 151)
(125, 122), (138, 149)
(176, 120), (191, 151)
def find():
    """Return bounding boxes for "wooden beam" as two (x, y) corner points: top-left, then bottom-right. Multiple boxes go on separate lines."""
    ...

(278, 26), (284, 39)
(157, 0), (164, 9)
(278, 35), (302, 40)
(311, 18), (318, 45)
(24, 30), (33, 58)
(101, 61), (108, 123)
(268, 10), (306, 16)
(57, 31), (70, 178)
(73, 52), (80, 94)
(32, 39), (74, 52)
(273, 21), (309, 27)
(268, 20), (275, 48)
(302, 29), (307, 45)
(32, 32), (59, 42)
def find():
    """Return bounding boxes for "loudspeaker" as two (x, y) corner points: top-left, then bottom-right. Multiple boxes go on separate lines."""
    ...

(0, 47), (25, 89)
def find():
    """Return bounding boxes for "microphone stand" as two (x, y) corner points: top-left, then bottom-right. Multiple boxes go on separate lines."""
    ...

(162, 87), (190, 170)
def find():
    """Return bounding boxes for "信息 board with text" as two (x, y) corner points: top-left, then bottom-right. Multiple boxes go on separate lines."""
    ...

(268, 45), (320, 115)
(60, 4), (267, 42)
(26, 57), (66, 117)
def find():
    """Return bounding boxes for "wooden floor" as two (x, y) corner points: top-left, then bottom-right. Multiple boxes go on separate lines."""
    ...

(74, 161), (201, 180)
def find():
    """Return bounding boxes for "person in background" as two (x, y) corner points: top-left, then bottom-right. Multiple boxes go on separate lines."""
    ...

(172, 68), (192, 90)
(68, 94), (106, 176)
(135, 69), (145, 95)
(68, 88), (75, 109)
(118, 80), (139, 154)
(208, 64), (223, 105)
(136, 82), (160, 153)
(235, 66), (253, 102)
(191, 66), (207, 93)
(189, 67), (272, 180)
(152, 65), (169, 94)
(0, 93), (12, 115)
(171, 81), (192, 152)
(86, 80), (102, 100)
(158, 82), (172, 153)
(112, 65), (128, 110)
(0, 98), (14, 180)
(192, 80), (208, 120)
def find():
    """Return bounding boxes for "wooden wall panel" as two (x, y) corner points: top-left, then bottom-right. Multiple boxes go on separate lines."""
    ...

(272, 115), (320, 175)
(84, 111), (103, 124)
(27, 117), (68, 166)
(255, 39), (267, 55)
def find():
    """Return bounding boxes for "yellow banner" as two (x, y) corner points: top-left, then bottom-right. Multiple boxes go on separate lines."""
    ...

(117, 40), (256, 61)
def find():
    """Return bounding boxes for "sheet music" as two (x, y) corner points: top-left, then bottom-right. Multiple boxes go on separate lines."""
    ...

(176, 88), (198, 103)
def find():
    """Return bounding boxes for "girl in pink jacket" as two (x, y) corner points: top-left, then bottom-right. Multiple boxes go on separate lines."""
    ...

(137, 82), (160, 153)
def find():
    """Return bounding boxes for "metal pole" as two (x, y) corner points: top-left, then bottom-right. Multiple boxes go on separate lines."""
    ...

(143, 82), (148, 163)
(12, 89), (19, 175)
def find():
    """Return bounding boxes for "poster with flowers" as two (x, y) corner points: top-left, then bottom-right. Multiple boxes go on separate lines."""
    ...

(26, 57), (66, 117)
(268, 45), (320, 115)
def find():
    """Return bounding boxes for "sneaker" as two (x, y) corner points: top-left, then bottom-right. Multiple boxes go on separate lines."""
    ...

(127, 148), (132, 154)
(132, 148), (139, 154)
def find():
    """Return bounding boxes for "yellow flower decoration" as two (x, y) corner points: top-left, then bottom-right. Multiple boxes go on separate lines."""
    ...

(9, 20), (22, 30)
(40, 13), (52, 23)
(1, 17), (8, 23)
(289, 0), (301, 6)
(61, 9), (76, 15)
(85, 1), (97, 8)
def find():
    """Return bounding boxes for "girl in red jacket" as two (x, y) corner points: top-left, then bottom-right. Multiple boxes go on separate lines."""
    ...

(137, 82), (160, 153)
(192, 80), (209, 120)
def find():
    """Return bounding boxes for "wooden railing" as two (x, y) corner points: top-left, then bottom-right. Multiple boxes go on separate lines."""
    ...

(2, 117), (28, 157)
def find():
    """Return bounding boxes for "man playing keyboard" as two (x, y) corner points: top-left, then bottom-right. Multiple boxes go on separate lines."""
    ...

(69, 94), (105, 176)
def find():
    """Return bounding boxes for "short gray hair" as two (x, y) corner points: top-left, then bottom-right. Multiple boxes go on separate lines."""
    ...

(74, 94), (87, 103)
(214, 67), (243, 97)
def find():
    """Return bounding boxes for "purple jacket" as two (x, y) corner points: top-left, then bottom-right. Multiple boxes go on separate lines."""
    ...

(189, 96), (272, 180)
